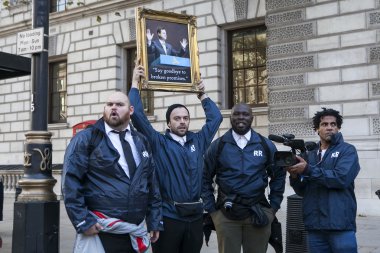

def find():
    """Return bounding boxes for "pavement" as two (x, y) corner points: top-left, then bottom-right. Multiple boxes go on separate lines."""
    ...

(0, 196), (380, 253)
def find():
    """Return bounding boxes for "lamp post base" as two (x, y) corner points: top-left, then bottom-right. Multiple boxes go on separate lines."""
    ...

(17, 178), (57, 202)
(12, 201), (60, 253)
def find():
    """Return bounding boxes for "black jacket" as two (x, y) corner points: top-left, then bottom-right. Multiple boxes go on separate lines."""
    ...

(62, 118), (162, 233)
(202, 129), (286, 213)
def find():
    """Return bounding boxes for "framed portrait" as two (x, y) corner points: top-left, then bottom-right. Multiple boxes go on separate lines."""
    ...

(135, 7), (200, 92)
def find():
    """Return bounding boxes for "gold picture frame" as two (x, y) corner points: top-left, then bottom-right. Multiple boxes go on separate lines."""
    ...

(135, 7), (200, 92)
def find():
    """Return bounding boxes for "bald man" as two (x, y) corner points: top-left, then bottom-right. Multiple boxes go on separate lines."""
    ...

(63, 92), (162, 253)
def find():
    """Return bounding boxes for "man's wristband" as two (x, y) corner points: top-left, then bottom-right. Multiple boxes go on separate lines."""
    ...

(197, 92), (205, 99)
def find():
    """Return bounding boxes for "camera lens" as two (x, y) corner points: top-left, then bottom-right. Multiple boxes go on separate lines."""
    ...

(284, 156), (293, 166)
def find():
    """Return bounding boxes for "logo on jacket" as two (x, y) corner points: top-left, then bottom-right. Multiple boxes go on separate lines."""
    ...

(253, 150), (263, 156)
(331, 151), (339, 158)
(142, 151), (149, 158)
(190, 145), (196, 152)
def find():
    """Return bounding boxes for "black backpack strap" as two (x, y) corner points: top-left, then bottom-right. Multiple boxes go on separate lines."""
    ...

(215, 137), (225, 160)
(257, 133), (274, 178)
(257, 133), (270, 168)
(87, 126), (103, 155)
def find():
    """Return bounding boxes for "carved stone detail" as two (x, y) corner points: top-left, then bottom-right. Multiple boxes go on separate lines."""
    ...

(269, 122), (315, 137)
(268, 74), (305, 88)
(269, 89), (314, 105)
(266, 0), (312, 12)
(369, 47), (380, 63)
(267, 55), (314, 74)
(371, 82), (380, 96)
(234, 0), (248, 20)
(129, 18), (136, 40)
(373, 118), (380, 134)
(269, 107), (307, 122)
(369, 11), (380, 27)
(267, 42), (305, 57)
(266, 10), (304, 27)
(267, 22), (314, 44)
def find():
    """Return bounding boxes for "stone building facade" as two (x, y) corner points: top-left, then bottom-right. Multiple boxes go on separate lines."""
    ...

(0, 0), (379, 215)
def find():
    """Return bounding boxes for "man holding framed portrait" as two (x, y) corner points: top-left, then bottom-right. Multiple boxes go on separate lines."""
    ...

(129, 61), (222, 253)
(134, 9), (222, 252)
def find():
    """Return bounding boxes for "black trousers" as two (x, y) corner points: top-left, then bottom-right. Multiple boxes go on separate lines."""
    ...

(98, 232), (134, 253)
(152, 216), (203, 253)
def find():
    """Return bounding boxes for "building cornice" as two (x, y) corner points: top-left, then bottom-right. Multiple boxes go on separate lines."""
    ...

(0, 0), (152, 37)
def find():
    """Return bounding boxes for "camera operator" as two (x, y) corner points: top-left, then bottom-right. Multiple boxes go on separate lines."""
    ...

(202, 103), (286, 253)
(286, 108), (360, 253)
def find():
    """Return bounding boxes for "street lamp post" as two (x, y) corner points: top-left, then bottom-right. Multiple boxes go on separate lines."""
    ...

(12, 0), (60, 252)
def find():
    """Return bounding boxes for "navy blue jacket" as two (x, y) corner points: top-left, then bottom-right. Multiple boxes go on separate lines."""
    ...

(290, 132), (360, 231)
(62, 118), (162, 233)
(129, 88), (223, 221)
(202, 129), (286, 213)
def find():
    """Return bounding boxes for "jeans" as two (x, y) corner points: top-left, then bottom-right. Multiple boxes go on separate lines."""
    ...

(308, 230), (357, 253)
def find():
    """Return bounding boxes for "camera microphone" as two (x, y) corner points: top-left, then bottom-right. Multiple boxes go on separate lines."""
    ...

(268, 134), (286, 143)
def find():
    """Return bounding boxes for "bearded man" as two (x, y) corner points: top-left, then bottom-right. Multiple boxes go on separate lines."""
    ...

(62, 92), (162, 253)
(129, 64), (222, 253)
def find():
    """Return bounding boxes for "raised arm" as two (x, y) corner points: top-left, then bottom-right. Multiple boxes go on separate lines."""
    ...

(128, 64), (159, 143)
(196, 82), (223, 147)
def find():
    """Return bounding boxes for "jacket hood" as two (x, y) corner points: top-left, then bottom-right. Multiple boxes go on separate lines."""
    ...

(93, 117), (106, 131)
(165, 129), (196, 142)
(317, 132), (343, 149)
(329, 132), (343, 146)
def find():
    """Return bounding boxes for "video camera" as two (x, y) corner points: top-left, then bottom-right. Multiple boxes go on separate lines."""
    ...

(268, 134), (317, 167)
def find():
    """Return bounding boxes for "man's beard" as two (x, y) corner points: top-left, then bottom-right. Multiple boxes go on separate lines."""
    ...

(232, 122), (251, 135)
(104, 112), (128, 128)
(170, 126), (188, 137)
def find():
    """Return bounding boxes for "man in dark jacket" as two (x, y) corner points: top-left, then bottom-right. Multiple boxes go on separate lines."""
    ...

(129, 64), (223, 253)
(62, 92), (162, 253)
(202, 103), (286, 253)
(287, 108), (360, 253)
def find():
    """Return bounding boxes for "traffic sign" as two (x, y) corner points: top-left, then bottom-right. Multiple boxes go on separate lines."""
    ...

(17, 28), (45, 55)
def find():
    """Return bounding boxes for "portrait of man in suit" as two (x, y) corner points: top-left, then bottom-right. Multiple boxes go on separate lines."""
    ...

(146, 26), (189, 60)
(144, 19), (192, 84)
